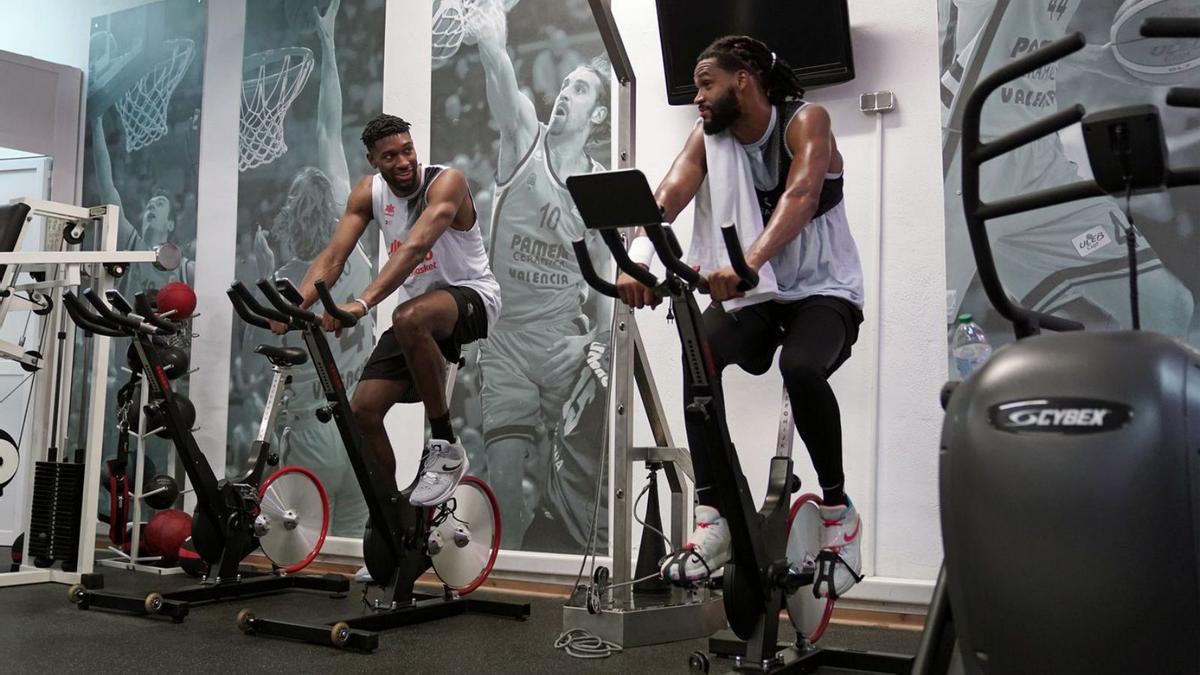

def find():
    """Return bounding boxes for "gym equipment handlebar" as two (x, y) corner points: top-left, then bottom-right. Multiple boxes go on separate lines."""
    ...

(1141, 17), (1200, 38)
(227, 284), (270, 330)
(131, 291), (180, 335)
(82, 288), (157, 335)
(570, 239), (619, 299)
(1167, 88), (1200, 109)
(230, 281), (291, 325)
(62, 291), (125, 337)
(961, 33), (1087, 337)
(314, 280), (357, 327)
(601, 229), (660, 288)
(645, 225), (703, 289)
(257, 279), (316, 324)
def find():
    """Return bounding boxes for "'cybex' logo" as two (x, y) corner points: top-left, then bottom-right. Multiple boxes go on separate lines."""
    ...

(989, 399), (1132, 435)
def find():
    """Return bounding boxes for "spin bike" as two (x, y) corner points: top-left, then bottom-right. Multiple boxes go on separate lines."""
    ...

(227, 278), (529, 651)
(60, 287), (346, 621)
(569, 169), (915, 673)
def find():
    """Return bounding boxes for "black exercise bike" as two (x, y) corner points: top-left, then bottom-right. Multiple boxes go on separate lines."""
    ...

(61, 287), (346, 621)
(226, 278), (529, 651)
(569, 169), (921, 673)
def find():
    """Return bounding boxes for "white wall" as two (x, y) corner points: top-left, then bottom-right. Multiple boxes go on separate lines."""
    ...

(0, 0), (950, 598)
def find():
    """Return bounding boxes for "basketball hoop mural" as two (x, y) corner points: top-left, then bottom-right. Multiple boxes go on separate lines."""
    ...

(228, 0), (386, 538)
(81, 0), (206, 528)
(239, 47), (315, 172)
(117, 39), (195, 153)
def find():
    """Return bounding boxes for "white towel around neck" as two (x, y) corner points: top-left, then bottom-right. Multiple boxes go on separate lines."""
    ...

(688, 119), (779, 311)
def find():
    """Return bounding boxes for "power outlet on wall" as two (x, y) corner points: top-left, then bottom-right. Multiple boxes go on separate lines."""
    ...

(860, 90), (896, 114)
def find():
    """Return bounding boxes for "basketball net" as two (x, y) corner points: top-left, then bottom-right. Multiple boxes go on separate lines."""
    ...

(239, 47), (316, 172)
(115, 39), (195, 153)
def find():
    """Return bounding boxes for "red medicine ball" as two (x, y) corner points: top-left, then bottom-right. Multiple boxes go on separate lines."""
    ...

(156, 282), (197, 320)
(144, 510), (193, 564)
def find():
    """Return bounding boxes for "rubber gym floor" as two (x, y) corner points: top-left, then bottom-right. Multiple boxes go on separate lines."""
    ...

(0, 547), (922, 673)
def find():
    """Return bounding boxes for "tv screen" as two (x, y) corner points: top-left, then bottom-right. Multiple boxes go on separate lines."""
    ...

(654, 0), (855, 105)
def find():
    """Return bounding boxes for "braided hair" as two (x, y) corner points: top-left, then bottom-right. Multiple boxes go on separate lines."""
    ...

(360, 114), (412, 152)
(698, 35), (805, 104)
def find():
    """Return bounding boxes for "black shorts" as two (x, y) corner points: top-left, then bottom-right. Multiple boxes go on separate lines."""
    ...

(359, 286), (488, 387)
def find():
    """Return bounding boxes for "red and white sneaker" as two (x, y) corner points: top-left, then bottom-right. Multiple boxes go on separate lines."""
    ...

(659, 505), (731, 584)
(816, 497), (863, 598)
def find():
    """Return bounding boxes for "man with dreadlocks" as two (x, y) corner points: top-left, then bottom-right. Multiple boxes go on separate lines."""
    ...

(618, 35), (865, 598)
(278, 111), (501, 534)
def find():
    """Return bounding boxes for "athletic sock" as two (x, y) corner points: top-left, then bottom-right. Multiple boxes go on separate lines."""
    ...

(821, 484), (847, 507)
(429, 412), (456, 444)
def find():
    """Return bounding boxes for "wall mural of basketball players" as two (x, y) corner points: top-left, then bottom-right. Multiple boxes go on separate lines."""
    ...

(227, 0), (384, 538)
(430, 0), (616, 554)
(940, 0), (1200, 352)
(80, 0), (206, 520)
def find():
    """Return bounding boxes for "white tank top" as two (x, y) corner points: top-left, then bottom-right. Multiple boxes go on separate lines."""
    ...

(370, 166), (501, 325)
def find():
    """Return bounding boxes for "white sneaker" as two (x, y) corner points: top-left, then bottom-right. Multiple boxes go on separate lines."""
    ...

(354, 565), (373, 584)
(659, 505), (731, 584)
(816, 497), (863, 598)
(409, 439), (469, 507)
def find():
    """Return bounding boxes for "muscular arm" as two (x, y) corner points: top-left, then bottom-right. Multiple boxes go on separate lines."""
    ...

(743, 105), (834, 271)
(655, 124), (708, 224)
(472, 6), (538, 178)
(358, 170), (469, 308)
(295, 175), (373, 308)
(314, 0), (351, 206)
(616, 124), (707, 307)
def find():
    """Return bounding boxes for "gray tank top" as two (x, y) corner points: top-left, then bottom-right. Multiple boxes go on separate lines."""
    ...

(741, 103), (864, 308)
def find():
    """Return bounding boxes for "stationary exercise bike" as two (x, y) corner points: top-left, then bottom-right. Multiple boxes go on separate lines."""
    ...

(227, 278), (529, 651)
(569, 169), (916, 673)
(60, 287), (346, 621)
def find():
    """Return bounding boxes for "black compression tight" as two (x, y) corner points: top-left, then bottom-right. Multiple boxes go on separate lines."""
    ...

(684, 298), (857, 510)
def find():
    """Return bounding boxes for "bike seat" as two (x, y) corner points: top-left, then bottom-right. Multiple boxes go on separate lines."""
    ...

(255, 344), (308, 366)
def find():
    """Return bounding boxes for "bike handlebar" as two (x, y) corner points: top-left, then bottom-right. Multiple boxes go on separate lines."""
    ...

(256, 279), (316, 324)
(62, 291), (125, 337)
(314, 280), (357, 327)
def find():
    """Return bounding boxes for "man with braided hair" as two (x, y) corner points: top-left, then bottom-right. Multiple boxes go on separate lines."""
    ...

(619, 36), (865, 598)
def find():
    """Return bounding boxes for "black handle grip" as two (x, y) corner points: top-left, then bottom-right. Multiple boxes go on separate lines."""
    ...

(571, 239), (619, 298)
(83, 289), (151, 333)
(601, 229), (659, 288)
(134, 292), (179, 335)
(1035, 314), (1084, 333)
(645, 225), (706, 291)
(105, 289), (134, 314)
(231, 282), (291, 324)
(314, 280), (357, 327)
(257, 278), (316, 324)
(1167, 87), (1200, 109)
(1141, 17), (1200, 38)
(277, 278), (304, 304)
(720, 225), (759, 290)
(227, 287), (269, 330)
(63, 291), (125, 337)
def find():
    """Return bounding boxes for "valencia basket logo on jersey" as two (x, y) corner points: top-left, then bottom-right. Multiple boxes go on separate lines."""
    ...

(989, 398), (1132, 434)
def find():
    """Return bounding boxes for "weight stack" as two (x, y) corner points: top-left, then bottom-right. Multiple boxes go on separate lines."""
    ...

(27, 461), (85, 562)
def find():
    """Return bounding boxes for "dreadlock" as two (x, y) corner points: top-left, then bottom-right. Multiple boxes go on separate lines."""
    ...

(360, 113), (412, 151)
(698, 35), (805, 104)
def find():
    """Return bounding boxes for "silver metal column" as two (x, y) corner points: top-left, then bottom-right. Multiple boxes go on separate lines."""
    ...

(560, 0), (726, 648)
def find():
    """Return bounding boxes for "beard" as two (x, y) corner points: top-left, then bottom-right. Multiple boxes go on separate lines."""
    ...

(702, 88), (741, 135)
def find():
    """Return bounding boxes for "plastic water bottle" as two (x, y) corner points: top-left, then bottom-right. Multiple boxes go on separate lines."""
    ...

(951, 313), (992, 379)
